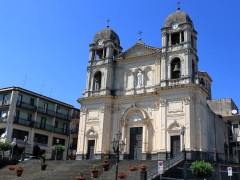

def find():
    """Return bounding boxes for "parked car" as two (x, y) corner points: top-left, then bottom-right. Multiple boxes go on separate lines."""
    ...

(18, 155), (41, 162)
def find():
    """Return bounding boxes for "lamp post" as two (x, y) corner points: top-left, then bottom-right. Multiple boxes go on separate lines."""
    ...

(180, 126), (186, 159)
(55, 138), (59, 160)
(111, 131), (125, 180)
(21, 136), (28, 162)
(11, 138), (16, 159)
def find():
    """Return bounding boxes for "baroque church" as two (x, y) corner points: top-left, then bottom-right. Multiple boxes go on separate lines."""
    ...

(76, 8), (230, 160)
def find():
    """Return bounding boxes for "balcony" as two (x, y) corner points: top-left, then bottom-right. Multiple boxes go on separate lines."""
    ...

(0, 100), (11, 106)
(37, 107), (56, 117)
(56, 112), (68, 121)
(17, 101), (36, 111)
(70, 127), (79, 134)
(34, 121), (70, 136)
(54, 127), (70, 136)
(13, 117), (32, 127)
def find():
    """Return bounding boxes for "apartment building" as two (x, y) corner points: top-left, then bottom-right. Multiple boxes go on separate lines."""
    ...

(0, 87), (79, 160)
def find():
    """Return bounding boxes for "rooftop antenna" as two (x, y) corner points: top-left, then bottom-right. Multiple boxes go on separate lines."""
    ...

(22, 75), (29, 88)
(49, 88), (54, 98)
(107, 19), (110, 28)
(177, 1), (181, 10)
(40, 84), (45, 94)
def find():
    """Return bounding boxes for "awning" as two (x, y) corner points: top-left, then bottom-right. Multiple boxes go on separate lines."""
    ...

(16, 139), (31, 149)
(34, 143), (51, 151)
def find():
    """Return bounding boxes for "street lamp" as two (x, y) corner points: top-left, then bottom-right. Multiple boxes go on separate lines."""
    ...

(180, 126), (186, 159)
(111, 131), (125, 180)
(21, 136), (28, 162)
(55, 138), (59, 160)
(180, 126), (185, 151)
(11, 138), (16, 159)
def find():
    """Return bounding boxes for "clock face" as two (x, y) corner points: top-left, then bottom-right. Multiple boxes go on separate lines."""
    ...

(172, 22), (179, 30)
(98, 39), (103, 46)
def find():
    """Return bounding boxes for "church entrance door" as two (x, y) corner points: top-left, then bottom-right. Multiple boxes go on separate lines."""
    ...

(170, 136), (180, 157)
(129, 127), (142, 160)
(87, 140), (95, 159)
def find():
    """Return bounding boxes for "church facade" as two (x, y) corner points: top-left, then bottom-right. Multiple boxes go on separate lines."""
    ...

(76, 9), (229, 160)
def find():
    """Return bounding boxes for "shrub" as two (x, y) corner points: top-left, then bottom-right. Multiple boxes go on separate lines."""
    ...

(190, 160), (213, 178)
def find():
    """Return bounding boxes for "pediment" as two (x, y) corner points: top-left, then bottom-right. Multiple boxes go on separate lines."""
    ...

(118, 43), (160, 59)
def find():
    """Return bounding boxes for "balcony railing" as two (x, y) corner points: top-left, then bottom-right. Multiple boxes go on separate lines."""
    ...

(34, 121), (70, 136)
(13, 117), (31, 126)
(13, 117), (69, 136)
(17, 101), (36, 111)
(0, 100), (11, 106)
(37, 107), (56, 117)
(70, 128), (79, 134)
(16, 101), (73, 121)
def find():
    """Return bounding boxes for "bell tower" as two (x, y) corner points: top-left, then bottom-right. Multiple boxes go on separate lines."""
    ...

(160, 7), (198, 87)
(83, 25), (122, 97)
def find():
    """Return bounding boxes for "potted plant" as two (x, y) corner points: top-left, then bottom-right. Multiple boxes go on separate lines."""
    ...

(89, 164), (99, 178)
(117, 172), (127, 179)
(75, 171), (86, 180)
(15, 165), (23, 177)
(128, 165), (137, 171)
(102, 155), (109, 171)
(139, 163), (146, 172)
(190, 160), (213, 179)
(41, 153), (47, 170)
(7, 165), (16, 170)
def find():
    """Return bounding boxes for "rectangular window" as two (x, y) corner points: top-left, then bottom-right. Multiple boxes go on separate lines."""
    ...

(2, 94), (8, 105)
(30, 98), (34, 106)
(43, 103), (48, 113)
(72, 138), (78, 148)
(17, 94), (23, 103)
(63, 123), (68, 134)
(14, 110), (20, 123)
(12, 129), (29, 140)
(40, 117), (46, 129)
(54, 121), (58, 128)
(56, 105), (61, 113)
(34, 133), (48, 144)
(27, 113), (32, 121)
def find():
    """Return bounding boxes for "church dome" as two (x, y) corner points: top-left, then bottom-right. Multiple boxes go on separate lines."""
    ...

(93, 26), (120, 46)
(164, 9), (193, 27)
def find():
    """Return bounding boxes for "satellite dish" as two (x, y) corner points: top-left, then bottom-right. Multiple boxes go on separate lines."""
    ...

(1, 113), (7, 118)
(231, 109), (238, 115)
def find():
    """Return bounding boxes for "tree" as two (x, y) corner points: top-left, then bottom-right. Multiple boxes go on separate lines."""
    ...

(0, 142), (11, 159)
(54, 144), (65, 160)
(54, 144), (65, 153)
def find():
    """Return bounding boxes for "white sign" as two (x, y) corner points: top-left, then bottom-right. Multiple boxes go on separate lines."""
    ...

(227, 167), (232, 176)
(158, 161), (164, 174)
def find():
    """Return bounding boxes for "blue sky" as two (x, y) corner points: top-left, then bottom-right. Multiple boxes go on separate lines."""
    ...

(0, 0), (240, 109)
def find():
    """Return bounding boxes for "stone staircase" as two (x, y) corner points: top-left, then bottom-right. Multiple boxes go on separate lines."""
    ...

(0, 160), (158, 180)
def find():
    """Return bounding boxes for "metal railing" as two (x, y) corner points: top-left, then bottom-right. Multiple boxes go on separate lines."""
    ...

(17, 101), (36, 111)
(147, 152), (185, 180)
(14, 117), (31, 126)
(147, 151), (240, 180)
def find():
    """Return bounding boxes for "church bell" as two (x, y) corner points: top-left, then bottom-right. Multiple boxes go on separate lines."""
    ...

(173, 64), (180, 72)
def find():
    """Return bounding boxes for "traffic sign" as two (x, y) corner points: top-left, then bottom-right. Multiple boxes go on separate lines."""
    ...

(227, 167), (232, 176)
(158, 161), (164, 172)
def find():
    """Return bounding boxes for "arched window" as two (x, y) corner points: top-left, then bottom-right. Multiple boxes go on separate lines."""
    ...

(93, 71), (102, 91)
(171, 58), (181, 79)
